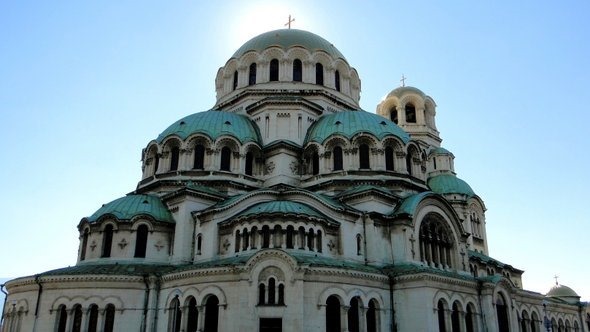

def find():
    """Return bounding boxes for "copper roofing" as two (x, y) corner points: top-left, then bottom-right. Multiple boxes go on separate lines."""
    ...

(86, 194), (174, 223)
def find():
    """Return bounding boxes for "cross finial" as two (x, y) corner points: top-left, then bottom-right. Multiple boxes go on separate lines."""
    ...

(400, 74), (407, 87)
(554, 275), (559, 285)
(285, 15), (295, 29)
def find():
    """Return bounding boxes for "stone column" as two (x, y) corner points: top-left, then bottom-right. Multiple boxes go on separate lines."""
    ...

(341, 305), (350, 332)
(196, 305), (205, 332)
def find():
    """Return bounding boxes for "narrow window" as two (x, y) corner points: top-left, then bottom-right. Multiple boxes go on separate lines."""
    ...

(268, 278), (276, 305)
(193, 144), (205, 169)
(278, 284), (285, 305)
(405, 103), (416, 123)
(438, 300), (446, 332)
(80, 228), (89, 261)
(451, 302), (460, 332)
(204, 296), (219, 332)
(104, 304), (116, 332)
(102, 224), (114, 258)
(298, 227), (306, 249)
(242, 229), (249, 250)
(197, 234), (202, 255)
(270, 59), (279, 81)
(250, 226), (258, 249)
(348, 297), (360, 332)
(385, 146), (394, 171)
(88, 304), (99, 332)
(235, 230), (241, 253)
(333, 146), (343, 171)
(307, 228), (315, 251)
(232, 70), (238, 90)
(170, 297), (181, 332)
(390, 107), (398, 124)
(248, 63), (256, 85)
(359, 144), (370, 169)
(466, 305), (475, 332)
(433, 156), (437, 170)
(316, 63), (324, 85)
(326, 296), (341, 332)
(406, 152), (413, 176)
(366, 300), (377, 332)
(153, 154), (159, 175)
(262, 226), (270, 248)
(335, 70), (341, 91)
(56, 305), (67, 332)
(72, 304), (82, 332)
(310, 152), (319, 175)
(496, 294), (509, 332)
(170, 146), (180, 171)
(245, 152), (253, 176)
(187, 297), (198, 332)
(134, 224), (148, 258)
(419, 215), (453, 268)
(356, 234), (362, 255)
(220, 147), (231, 171)
(293, 59), (302, 82)
(286, 226), (294, 249)
(316, 230), (322, 253)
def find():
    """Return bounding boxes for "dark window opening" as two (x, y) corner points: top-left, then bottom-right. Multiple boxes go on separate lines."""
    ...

(326, 296), (341, 332)
(366, 300), (377, 332)
(194, 144), (205, 169)
(80, 229), (89, 261)
(385, 146), (394, 171)
(171, 298), (181, 332)
(286, 226), (294, 249)
(438, 301), (446, 332)
(452, 303), (461, 332)
(316, 230), (322, 253)
(419, 215), (453, 268)
(356, 234), (362, 255)
(406, 152), (413, 176)
(153, 154), (159, 175)
(466, 305), (474, 332)
(204, 296), (219, 332)
(268, 278), (276, 304)
(496, 294), (510, 332)
(72, 305), (82, 332)
(293, 59), (302, 82)
(359, 144), (370, 169)
(390, 108), (398, 124)
(312, 152), (319, 175)
(348, 297), (360, 332)
(249, 63), (257, 85)
(260, 318), (282, 332)
(335, 70), (341, 91)
(316, 63), (324, 85)
(333, 146), (343, 171)
(57, 305), (67, 332)
(134, 224), (148, 258)
(102, 224), (114, 258)
(262, 226), (270, 248)
(270, 59), (279, 81)
(104, 304), (116, 332)
(405, 103), (416, 123)
(245, 152), (253, 176)
(170, 147), (180, 171)
(197, 234), (202, 255)
(278, 284), (285, 305)
(258, 283), (266, 305)
(187, 297), (198, 332)
(88, 305), (99, 332)
(232, 70), (238, 90)
(220, 147), (231, 171)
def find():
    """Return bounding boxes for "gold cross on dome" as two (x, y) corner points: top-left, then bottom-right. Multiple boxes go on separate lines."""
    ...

(554, 275), (559, 285)
(400, 74), (407, 87)
(285, 15), (295, 29)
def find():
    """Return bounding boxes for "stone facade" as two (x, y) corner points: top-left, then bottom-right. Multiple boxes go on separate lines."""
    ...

(2, 28), (589, 332)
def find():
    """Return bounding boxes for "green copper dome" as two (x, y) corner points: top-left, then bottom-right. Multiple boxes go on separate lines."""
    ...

(232, 29), (346, 61)
(235, 200), (326, 220)
(87, 194), (174, 223)
(305, 110), (410, 144)
(546, 284), (579, 298)
(427, 174), (475, 197)
(156, 110), (262, 144)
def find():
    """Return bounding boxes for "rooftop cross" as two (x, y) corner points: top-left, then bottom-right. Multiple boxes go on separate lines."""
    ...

(554, 275), (559, 285)
(400, 74), (407, 87)
(285, 15), (295, 29)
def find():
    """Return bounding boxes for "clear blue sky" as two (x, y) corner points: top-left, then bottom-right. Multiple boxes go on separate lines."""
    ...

(1, 0), (589, 303)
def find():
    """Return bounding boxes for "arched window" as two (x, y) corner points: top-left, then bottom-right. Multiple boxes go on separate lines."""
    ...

(169, 297), (182, 332)
(307, 228), (315, 251)
(242, 228), (249, 250)
(268, 278), (276, 304)
(72, 304), (82, 332)
(335, 70), (341, 91)
(197, 234), (202, 255)
(366, 299), (377, 332)
(405, 103), (416, 123)
(333, 146), (343, 171)
(390, 107), (398, 124)
(170, 146), (180, 171)
(326, 296), (341, 332)
(348, 297), (360, 332)
(311, 152), (319, 175)
(451, 302), (460, 332)
(88, 304), (99, 332)
(278, 284), (285, 305)
(56, 305), (67, 332)
(521, 310), (529, 332)
(286, 226), (294, 249)
(269, 59), (279, 81)
(248, 63), (256, 85)
(293, 59), (302, 82)
(438, 300), (447, 332)
(134, 224), (149, 258)
(359, 144), (370, 169)
(232, 70), (238, 90)
(385, 146), (394, 171)
(153, 153), (159, 175)
(104, 304), (116, 332)
(102, 224), (114, 258)
(80, 228), (89, 261)
(245, 152), (253, 176)
(187, 297), (198, 332)
(466, 304), (475, 332)
(194, 144), (205, 169)
(419, 214), (453, 268)
(298, 227), (306, 249)
(496, 294), (509, 332)
(316, 63), (324, 85)
(356, 234), (362, 255)
(531, 312), (539, 332)
(250, 226), (258, 249)
(406, 151), (414, 176)
(235, 230), (241, 253)
(262, 226), (270, 248)
(273, 225), (282, 248)
(204, 296), (219, 332)
(220, 147), (231, 171)
(316, 230), (322, 253)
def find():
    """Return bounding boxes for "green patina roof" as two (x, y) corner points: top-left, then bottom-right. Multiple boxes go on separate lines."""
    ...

(156, 110), (262, 144)
(232, 29), (346, 61)
(392, 192), (435, 217)
(337, 185), (395, 198)
(428, 174), (475, 197)
(290, 252), (383, 273)
(546, 284), (580, 298)
(87, 194), (174, 223)
(235, 200), (326, 220)
(305, 110), (410, 144)
(468, 250), (522, 273)
(429, 147), (453, 155)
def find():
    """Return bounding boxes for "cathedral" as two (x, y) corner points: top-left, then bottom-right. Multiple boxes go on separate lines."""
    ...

(2, 28), (589, 332)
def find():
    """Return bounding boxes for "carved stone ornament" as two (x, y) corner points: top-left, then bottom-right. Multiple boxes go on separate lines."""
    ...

(90, 240), (97, 251)
(327, 240), (336, 251)
(154, 241), (165, 251)
(118, 238), (128, 249)
(265, 161), (275, 175)
(289, 161), (299, 174)
(222, 238), (231, 251)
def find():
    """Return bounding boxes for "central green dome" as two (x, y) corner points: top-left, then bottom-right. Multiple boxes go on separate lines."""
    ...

(232, 29), (346, 61)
